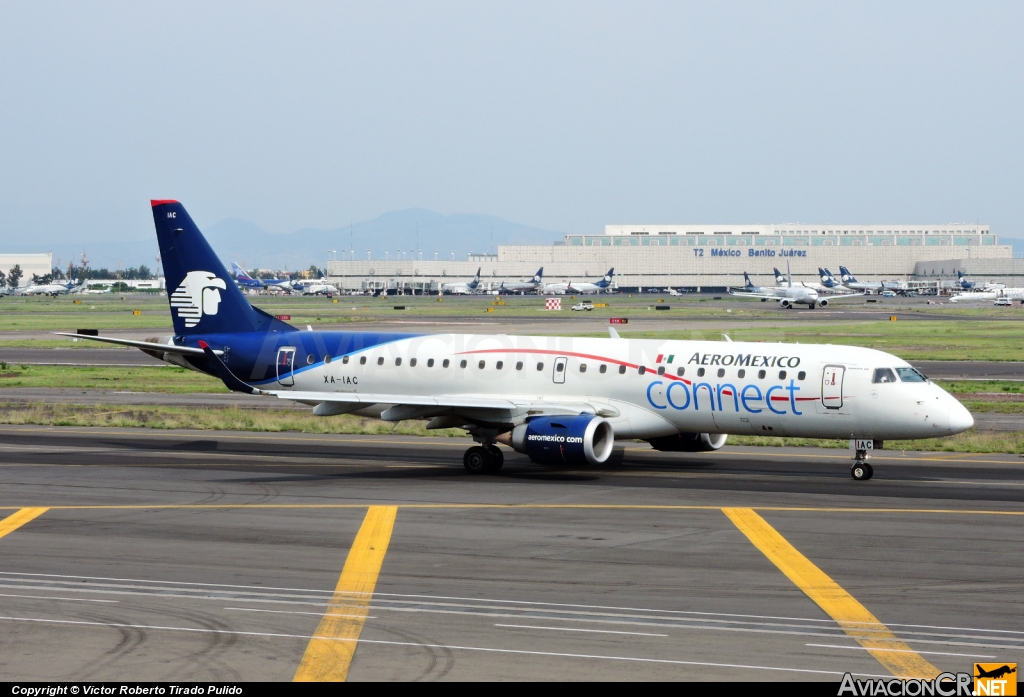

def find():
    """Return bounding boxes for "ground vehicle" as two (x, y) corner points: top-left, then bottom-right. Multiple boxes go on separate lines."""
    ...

(571, 302), (594, 311)
(880, 290), (896, 298)
(994, 297), (1013, 307)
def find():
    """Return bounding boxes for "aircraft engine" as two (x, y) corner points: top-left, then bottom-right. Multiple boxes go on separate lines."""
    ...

(505, 415), (614, 465)
(818, 298), (830, 308)
(646, 433), (728, 452)
(779, 299), (792, 308)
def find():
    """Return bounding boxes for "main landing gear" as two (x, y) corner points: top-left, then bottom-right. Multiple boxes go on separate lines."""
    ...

(463, 444), (504, 474)
(851, 449), (873, 481)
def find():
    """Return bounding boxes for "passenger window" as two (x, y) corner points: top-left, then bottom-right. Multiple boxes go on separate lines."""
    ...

(341, 356), (348, 365)
(325, 355), (333, 364)
(797, 371), (805, 380)
(638, 366), (646, 375)
(442, 359), (450, 368)
(460, 360), (468, 368)
(496, 361), (503, 370)
(895, 367), (927, 382)
(395, 357), (402, 366)
(657, 366), (665, 375)
(537, 362), (544, 371)
(757, 369), (766, 379)
(556, 362), (564, 372)
(377, 357), (384, 366)
(697, 367), (705, 377)
(717, 368), (725, 378)
(580, 364), (587, 373)
(676, 367), (685, 376)
(427, 358), (434, 367)
(737, 369), (745, 378)
(872, 368), (897, 384)
(307, 354), (315, 365)
(360, 356), (366, 365)
(410, 358), (417, 367)
(516, 361), (523, 370)
(779, 370), (786, 380)
(599, 364), (607, 373)
(618, 365), (626, 374)
(479, 360), (486, 369)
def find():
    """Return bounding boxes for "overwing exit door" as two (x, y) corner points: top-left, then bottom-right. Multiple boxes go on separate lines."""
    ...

(552, 356), (568, 384)
(821, 365), (845, 409)
(277, 347), (296, 386)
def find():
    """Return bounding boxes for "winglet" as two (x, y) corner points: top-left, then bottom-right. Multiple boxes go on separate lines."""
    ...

(608, 327), (620, 339)
(198, 341), (266, 395)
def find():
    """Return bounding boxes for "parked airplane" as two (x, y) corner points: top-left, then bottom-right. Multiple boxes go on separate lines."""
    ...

(956, 271), (976, 290)
(59, 200), (974, 481)
(442, 267), (482, 295)
(294, 270), (338, 296)
(498, 267), (544, 294)
(731, 269), (823, 309)
(544, 268), (615, 295)
(949, 291), (999, 303)
(19, 279), (81, 296)
(231, 262), (266, 290)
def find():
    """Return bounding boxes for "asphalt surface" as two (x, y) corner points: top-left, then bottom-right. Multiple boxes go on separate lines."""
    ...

(0, 425), (1022, 681)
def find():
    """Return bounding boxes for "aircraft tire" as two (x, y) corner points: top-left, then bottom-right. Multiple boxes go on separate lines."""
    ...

(463, 446), (490, 474)
(850, 462), (873, 481)
(484, 445), (504, 472)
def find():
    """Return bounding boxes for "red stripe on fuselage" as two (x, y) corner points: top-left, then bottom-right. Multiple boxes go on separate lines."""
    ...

(459, 347), (820, 400)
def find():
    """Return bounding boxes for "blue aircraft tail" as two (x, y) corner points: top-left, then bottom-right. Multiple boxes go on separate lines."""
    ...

(743, 272), (756, 289)
(151, 200), (294, 336)
(595, 268), (615, 288)
(533, 267), (544, 283)
(773, 268), (785, 282)
(839, 266), (856, 282)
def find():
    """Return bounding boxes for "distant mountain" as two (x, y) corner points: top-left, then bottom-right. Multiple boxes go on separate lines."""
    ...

(10, 209), (564, 273)
(205, 209), (563, 272)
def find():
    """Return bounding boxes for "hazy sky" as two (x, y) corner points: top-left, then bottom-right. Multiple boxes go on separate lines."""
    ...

(1, 1), (1022, 248)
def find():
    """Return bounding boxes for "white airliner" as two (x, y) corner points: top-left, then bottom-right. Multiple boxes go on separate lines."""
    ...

(18, 279), (82, 296)
(61, 200), (975, 483)
(543, 268), (615, 295)
(498, 268), (544, 294)
(731, 270), (823, 309)
(442, 268), (482, 295)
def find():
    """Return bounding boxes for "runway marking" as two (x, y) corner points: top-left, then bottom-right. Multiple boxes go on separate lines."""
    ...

(293, 505), (397, 682)
(0, 508), (48, 539)
(0, 592), (117, 603)
(495, 624), (668, 637)
(0, 613), (890, 678)
(0, 503), (1021, 516)
(227, 607), (375, 619)
(723, 507), (940, 679)
(806, 644), (996, 659)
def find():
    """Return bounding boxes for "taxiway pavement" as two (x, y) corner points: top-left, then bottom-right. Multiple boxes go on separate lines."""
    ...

(0, 425), (1021, 681)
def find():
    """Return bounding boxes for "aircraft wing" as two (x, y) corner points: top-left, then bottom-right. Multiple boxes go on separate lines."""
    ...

(727, 290), (777, 300)
(56, 332), (224, 356)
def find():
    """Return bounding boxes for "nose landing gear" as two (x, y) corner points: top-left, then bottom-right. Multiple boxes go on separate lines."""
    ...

(463, 444), (504, 474)
(851, 449), (873, 480)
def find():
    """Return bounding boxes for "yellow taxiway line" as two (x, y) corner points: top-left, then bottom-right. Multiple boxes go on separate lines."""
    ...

(293, 506), (397, 682)
(0, 508), (48, 539)
(723, 507), (939, 679)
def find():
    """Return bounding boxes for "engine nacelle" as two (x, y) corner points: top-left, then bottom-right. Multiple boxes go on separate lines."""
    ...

(779, 298), (792, 308)
(646, 433), (728, 452)
(506, 414), (614, 465)
(818, 298), (829, 308)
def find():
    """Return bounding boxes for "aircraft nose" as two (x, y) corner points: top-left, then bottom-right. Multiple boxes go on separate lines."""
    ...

(948, 399), (974, 434)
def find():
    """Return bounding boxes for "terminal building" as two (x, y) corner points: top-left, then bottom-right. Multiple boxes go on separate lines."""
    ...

(325, 223), (1016, 293)
(0, 253), (53, 287)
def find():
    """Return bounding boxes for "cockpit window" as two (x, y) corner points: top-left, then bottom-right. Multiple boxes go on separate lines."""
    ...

(872, 368), (897, 384)
(896, 367), (928, 383)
